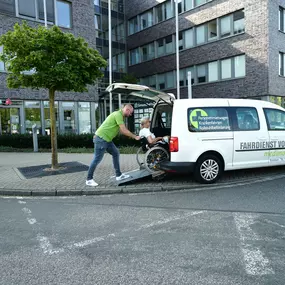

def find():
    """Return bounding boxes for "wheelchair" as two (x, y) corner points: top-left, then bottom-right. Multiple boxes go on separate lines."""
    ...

(136, 137), (169, 175)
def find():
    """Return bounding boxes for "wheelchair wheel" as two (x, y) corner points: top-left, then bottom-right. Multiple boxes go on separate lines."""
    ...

(144, 146), (169, 173)
(136, 146), (145, 167)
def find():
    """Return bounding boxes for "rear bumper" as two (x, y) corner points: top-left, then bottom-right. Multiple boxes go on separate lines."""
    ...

(159, 161), (195, 173)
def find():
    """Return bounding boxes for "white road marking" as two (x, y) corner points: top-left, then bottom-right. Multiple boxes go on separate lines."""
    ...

(136, 210), (204, 231)
(72, 233), (116, 248)
(21, 204), (63, 255)
(18, 200), (26, 204)
(234, 213), (274, 276)
(37, 235), (64, 255)
(264, 219), (285, 229)
(27, 218), (37, 225)
(69, 210), (205, 250)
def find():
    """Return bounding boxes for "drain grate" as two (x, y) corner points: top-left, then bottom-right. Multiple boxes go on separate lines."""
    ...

(17, 161), (89, 179)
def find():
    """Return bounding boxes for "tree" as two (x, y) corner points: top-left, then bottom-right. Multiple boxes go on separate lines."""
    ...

(120, 73), (138, 84)
(0, 22), (107, 169)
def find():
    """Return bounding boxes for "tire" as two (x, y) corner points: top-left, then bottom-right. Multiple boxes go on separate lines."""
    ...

(194, 154), (223, 184)
(144, 146), (169, 174)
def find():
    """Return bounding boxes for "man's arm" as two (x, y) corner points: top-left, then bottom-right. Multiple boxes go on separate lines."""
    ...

(119, 124), (140, 140)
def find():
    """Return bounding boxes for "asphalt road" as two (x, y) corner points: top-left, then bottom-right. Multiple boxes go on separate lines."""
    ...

(1, 177), (285, 285)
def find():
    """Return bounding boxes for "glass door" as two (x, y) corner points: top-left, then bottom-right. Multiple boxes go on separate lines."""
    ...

(0, 107), (21, 134)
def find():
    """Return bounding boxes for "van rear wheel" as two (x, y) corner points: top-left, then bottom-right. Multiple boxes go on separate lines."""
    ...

(194, 154), (223, 184)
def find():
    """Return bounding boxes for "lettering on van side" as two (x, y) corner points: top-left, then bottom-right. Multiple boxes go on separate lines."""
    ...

(238, 140), (285, 151)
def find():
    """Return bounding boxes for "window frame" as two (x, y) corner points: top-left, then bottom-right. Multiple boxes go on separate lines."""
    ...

(263, 108), (285, 131)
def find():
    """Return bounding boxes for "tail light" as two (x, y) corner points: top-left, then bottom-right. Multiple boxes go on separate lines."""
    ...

(169, 137), (178, 152)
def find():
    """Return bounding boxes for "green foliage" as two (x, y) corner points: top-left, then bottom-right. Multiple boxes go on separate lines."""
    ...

(120, 73), (139, 84)
(0, 22), (107, 91)
(0, 134), (140, 149)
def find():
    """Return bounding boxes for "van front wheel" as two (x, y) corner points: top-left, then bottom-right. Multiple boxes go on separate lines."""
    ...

(194, 154), (223, 184)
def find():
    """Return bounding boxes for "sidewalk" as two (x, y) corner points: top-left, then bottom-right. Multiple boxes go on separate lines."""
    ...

(0, 152), (202, 196)
(1, 152), (285, 196)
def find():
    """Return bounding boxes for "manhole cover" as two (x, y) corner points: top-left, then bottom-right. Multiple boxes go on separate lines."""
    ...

(17, 161), (89, 179)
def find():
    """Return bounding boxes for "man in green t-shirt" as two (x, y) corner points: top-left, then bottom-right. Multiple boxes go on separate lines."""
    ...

(86, 104), (140, 187)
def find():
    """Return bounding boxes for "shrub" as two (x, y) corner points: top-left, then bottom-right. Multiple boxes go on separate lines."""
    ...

(0, 134), (140, 149)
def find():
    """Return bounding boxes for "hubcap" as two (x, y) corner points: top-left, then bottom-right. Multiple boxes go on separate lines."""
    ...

(200, 159), (219, 181)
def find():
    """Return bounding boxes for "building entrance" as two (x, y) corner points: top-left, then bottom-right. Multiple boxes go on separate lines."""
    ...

(0, 107), (21, 134)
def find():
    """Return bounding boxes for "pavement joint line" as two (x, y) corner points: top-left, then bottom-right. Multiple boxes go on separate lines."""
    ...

(12, 167), (26, 180)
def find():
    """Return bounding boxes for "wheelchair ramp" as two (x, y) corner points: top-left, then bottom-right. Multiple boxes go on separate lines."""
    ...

(111, 168), (152, 186)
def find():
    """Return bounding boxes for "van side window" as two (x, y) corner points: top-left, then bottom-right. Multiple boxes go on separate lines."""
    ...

(235, 107), (259, 131)
(188, 107), (231, 132)
(264, 108), (285, 130)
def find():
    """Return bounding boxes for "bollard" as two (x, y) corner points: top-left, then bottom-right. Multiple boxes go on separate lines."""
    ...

(32, 124), (38, 152)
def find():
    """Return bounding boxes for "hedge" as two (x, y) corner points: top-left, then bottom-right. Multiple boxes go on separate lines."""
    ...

(0, 134), (140, 149)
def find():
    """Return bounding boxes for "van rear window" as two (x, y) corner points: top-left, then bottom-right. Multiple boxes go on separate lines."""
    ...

(188, 107), (231, 132)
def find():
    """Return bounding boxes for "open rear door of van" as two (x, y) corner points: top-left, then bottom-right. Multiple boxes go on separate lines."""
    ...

(106, 83), (175, 105)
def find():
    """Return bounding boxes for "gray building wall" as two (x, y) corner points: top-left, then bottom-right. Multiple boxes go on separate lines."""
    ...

(268, 0), (285, 97)
(0, 0), (98, 102)
(126, 0), (271, 99)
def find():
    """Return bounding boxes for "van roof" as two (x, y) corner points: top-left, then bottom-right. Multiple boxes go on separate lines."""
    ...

(172, 98), (284, 110)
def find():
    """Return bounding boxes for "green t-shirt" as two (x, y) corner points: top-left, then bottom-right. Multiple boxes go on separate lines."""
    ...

(95, 109), (124, 142)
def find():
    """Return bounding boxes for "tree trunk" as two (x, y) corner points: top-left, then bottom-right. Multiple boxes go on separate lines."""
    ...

(49, 88), (58, 169)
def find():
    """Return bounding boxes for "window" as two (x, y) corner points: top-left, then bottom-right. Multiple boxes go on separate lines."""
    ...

(208, 61), (218, 82)
(197, 64), (206, 83)
(264, 108), (285, 130)
(221, 58), (232, 79)
(179, 69), (185, 86)
(128, 17), (138, 35)
(156, 4), (163, 23)
(195, 0), (207, 6)
(17, 0), (55, 22)
(184, 28), (194, 48)
(158, 74), (165, 90)
(188, 107), (231, 132)
(130, 48), (140, 65)
(24, 101), (42, 134)
(141, 43), (155, 62)
(236, 108), (259, 131)
(185, 0), (193, 11)
(234, 10), (245, 34)
(140, 10), (153, 30)
(165, 0), (173, 19)
(279, 6), (285, 32)
(56, 0), (71, 28)
(234, 55), (245, 77)
(165, 35), (174, 53)
(279, 52), (285, 76)
(196, 25), (206, 45)
(208, 20), (217, 40)
(19, 0), (36, 18)
(0, 46), (4, 72)
(78, 102), (91, 134)
(220, 15), (231, 38)
(179, 31), (183, 50)
(157, 39), (165, 57)
(186, 66), (195, 85)
(165, 71), (174, 89)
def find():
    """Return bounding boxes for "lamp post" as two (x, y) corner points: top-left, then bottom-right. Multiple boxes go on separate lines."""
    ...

(175, 0), (180, 99)
(43, 0), (47, 27)
(108, 0), (113, 113)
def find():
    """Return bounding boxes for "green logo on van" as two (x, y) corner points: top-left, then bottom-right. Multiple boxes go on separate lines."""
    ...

(189, 109), (208, 128)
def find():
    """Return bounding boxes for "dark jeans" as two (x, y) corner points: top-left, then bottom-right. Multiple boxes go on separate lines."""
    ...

(87, 136), (121, 180)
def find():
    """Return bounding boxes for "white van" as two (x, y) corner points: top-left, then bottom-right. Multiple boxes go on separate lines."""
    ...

(107, 83), (285, 183)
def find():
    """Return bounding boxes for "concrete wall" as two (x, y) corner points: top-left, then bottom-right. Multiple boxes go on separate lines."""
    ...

(126, 0), (270, 99)
(0, 0), (98, 102)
